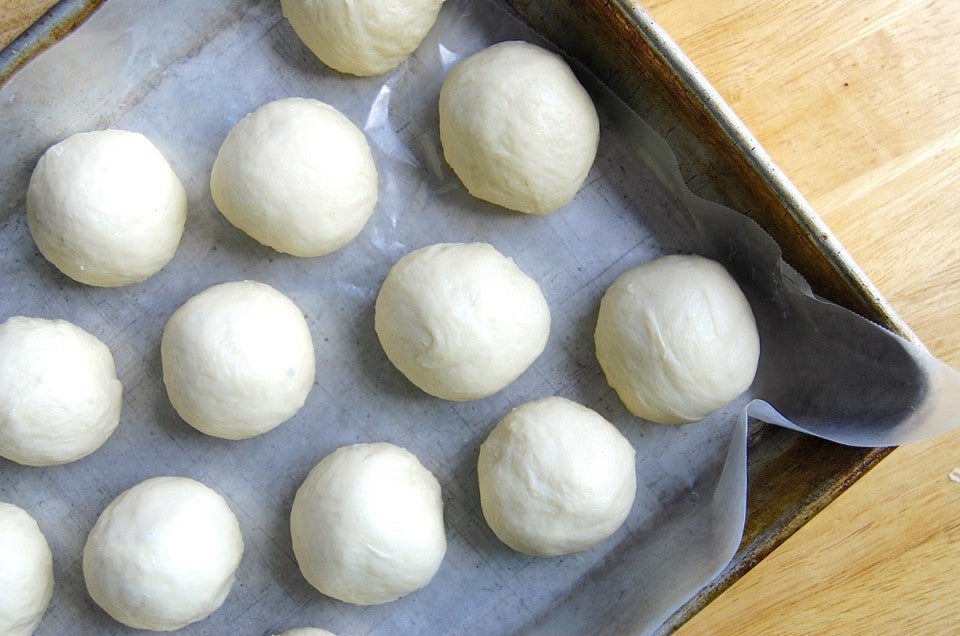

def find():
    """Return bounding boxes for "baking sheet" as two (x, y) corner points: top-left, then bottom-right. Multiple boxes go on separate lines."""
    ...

(1, 0), (959, 634)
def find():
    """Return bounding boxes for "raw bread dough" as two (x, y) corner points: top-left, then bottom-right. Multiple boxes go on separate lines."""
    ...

(161, 280), (316, 439)
(290, 443), (446, 605)
(0, 316), (122, 466)
(595, 255), (761, 424)
(280, 0), (444, 76)
(375, 242), (550, 401)
(0, 502), (53, 636)
(82, 476), (244, 631)
(274, 629), (336, 636)
(27, 129), (186, 287)
(211, 98), (378, 257)
(477, 396), (636, 557)
(439, 40), (599, 214)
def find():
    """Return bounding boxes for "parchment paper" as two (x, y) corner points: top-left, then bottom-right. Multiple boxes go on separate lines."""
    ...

(1, 0), (958, 634)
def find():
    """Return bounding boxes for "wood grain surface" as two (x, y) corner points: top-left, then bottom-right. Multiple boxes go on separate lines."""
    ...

(3, 0), (959, 633)
(641, 0), (960, 632)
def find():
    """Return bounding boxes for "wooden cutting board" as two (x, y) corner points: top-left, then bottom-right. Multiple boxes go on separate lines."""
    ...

(4, 0), (959, 632)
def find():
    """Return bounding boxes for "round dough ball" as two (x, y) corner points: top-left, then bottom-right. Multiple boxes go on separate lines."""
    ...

(274, 629), (336, 636)
(27, 129), (187, 287)
(0, 503), (53, 635)
(291, 443), (446, 605)
(595, 255), (760, 424)
(439, 40), (599, 214)
(210, 98), (378, 257)
(375, 242), (550, 401)
(281, 0), (444, 76)
(161, 281), (316, 439)
(83, 476), (244, 631)
(0, 316), (122, 466)
(478, 396), (636, 557)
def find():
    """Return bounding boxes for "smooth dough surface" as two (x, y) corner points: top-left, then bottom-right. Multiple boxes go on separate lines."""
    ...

(82, 476), (244, 631)
(0, 503), (53, 636)
(27, 129), (186, 287)
(161, 280), (316, 439)
(375, 242), (550, 401)
(477, 396), (636, 557)
(274, 628), (336, 636)
(439, 40), (599, 214)
(0, 316), (122, 466)
(595, 255), (761, 424)
(281, 0), (444, 76)
(211, 98), (378, 257)
(290, 443), (446, 605)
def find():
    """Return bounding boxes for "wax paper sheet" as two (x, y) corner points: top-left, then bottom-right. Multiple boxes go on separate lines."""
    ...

(1, 1), (958, 634)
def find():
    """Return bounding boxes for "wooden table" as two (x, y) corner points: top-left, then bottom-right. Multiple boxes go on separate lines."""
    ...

(643, 0), (960, 632)
(4, 0), (959, 632)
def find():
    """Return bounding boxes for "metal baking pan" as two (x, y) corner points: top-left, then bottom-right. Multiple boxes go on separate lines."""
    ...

(501, 0), (908, 628)
(0, 0), (913, 632)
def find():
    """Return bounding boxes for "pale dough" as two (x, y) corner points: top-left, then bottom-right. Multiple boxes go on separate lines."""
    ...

(595, 255), (761, 424)
(211, 98), (378, 257)
(161, 280), (316, 440)
(0, 316), (122, 466)
(439, 40), (599, 214)
(290, 443), (446, 605)
(374, 242), (551, 401)
(281, 0), (444, 76)
(477, 396), (636, 557)
(27, 129), (187, 287)
(274, 629), (336, 636)
(82, 476), (244, 631)
(0, 502), (53, 636)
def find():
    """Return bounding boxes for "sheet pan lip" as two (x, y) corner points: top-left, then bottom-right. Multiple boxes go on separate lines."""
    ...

(0, 0), (103, 86)
(611, 0), (918, 347)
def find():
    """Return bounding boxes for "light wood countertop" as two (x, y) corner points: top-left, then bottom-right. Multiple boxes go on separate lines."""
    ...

(4, 0), (959, 633)
(644, 0), (960, 632)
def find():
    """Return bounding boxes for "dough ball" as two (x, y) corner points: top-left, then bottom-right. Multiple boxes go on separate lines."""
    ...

(375, 242), (550, 401)
(0, 316), (122, 466)
(291, 443), (446, 605)
(210, 98), (378, 257)
(595, 255), (760, 424)
(161, 281), (315, 439)
(83, 476), (243, 631)
(274, 629), (336, 636)
(439, 40), (599, 214)
(27, 129), (187, 287)
(281, 0), (444, 76)
(0, 503), (53, 635)
(478, 396), (636, 557)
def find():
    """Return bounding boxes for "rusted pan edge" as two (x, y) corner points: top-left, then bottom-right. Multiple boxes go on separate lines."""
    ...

(0, 0), (104, 86)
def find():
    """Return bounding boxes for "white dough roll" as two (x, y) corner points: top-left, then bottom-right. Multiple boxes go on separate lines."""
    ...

(27, 129), (187, 287)
(161, 280), (316, 440)
(281, 0), (445, 76)
(595, 255), (760, 424)
(0, 316), (122, 466)
(0, 502), (54, 636)
(290, 442), (447, 605)
(375, 242), (551, 401)
(210, 97), (379, 257)
(439, 40), (599, 214)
